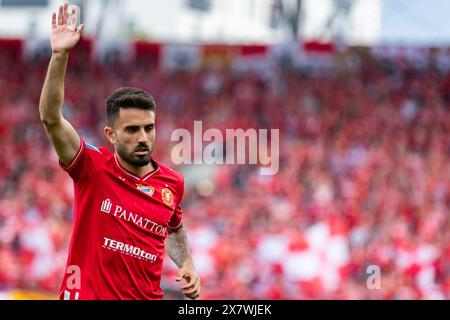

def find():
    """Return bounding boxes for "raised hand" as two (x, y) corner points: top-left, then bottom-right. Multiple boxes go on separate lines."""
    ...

(51, 2), (84, 54)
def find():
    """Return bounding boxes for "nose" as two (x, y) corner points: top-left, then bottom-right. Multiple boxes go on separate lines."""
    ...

(137, 128), (149, 143)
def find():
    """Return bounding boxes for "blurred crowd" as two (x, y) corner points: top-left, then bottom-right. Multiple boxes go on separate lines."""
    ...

(0, 43), (449, 299)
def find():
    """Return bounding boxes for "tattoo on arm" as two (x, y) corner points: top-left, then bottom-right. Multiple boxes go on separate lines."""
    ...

(166, 226), (191, 268)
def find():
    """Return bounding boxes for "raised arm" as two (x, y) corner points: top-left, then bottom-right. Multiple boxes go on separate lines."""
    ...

(39, 2), (85, 165)
(167, 225), (201, 299)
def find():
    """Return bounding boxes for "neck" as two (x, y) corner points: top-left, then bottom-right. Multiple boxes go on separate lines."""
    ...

(116, 154), (155, 178)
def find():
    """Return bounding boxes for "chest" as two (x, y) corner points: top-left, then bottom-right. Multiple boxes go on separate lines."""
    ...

(91, 170), (178, 237)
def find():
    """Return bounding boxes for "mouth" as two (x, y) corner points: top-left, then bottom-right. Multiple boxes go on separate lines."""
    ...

(135, 150), (149, 156)
(134, 142), (151, 155)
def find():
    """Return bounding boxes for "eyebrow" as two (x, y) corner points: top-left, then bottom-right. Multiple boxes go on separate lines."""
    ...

(124, 124), (154, 129)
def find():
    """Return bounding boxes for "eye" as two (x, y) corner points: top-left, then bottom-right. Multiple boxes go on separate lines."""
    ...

(145, 125), (154, 132)
(126, 127), (138, 133)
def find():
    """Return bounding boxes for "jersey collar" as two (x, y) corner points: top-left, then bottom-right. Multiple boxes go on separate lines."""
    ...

(114, 154), (160, 182)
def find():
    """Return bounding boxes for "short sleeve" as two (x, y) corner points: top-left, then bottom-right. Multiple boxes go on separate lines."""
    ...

(59, 139), (102, 183)
(168, 174), (184, 230)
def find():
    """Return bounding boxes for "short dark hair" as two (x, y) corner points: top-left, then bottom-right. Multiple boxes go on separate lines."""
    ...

(106, 87), (156, 127)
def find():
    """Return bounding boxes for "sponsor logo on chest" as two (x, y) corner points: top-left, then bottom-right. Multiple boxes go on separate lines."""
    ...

(136, 184), (155, 196)
(102, 237), (157, 263)
(100, 199), (168, 237)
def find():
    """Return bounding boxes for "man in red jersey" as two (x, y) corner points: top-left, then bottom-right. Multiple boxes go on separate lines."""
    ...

(38, 2), (200, 300)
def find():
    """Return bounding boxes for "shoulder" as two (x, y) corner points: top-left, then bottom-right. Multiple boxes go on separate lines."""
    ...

(155, 160), (184, 185)
(84, 142), (111, 159)
(61, 140), (112, 180)
(79, 140), (113, 168)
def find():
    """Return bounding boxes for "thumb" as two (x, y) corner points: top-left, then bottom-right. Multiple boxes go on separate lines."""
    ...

(176, 270), (186, 282)
(175, 270), (188, 281)
(76, 23), (84, 36)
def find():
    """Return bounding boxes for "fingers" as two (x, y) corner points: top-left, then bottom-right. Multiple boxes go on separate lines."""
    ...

(62, 2), (69, 25)
(56, 3), (69, 27)
(58, 5), (63, 26)
(52, 12), (57, 29)
(175, 272), (186, 282)
(188, 291), (200, 299)
(178, 274), (200, 299)
(176, 269), (201, 299)
(183, 280), (199, 294)
(70, 7), (77, 27)
(181, 276), (195, 289)
(183, 278), (201, 299)
(67, 7), (77, 33)
(181, 283), (194, 290)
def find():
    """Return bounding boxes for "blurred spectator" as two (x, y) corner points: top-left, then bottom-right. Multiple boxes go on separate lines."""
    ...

(0, 44), (448, 299)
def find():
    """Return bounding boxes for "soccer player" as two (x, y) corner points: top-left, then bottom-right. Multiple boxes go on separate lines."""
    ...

(39, 2), (200, 300)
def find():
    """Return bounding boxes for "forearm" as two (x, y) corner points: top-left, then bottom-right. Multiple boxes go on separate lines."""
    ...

(39, 52), (69, 125)
(166, 226), (193, 268)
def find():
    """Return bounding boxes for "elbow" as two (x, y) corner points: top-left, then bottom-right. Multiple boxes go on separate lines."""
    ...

(40, 115), (54, 127)
(40, 114), (62, 128)
(168, 224), (183, 235)
(39, 106), (62, 127)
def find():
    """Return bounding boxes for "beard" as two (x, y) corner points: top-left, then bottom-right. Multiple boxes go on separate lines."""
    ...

(116, 141), (153, 167)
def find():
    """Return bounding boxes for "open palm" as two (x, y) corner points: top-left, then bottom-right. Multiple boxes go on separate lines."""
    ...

(51, 3), (84, 53)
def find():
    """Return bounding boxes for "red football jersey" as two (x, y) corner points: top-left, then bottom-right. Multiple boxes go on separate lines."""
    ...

(58, 139), (184, 300)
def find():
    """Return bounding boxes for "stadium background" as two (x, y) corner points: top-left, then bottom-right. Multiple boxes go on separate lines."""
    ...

(0, 0), (449, 299)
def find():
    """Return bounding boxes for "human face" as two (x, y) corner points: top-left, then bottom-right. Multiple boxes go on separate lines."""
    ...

(105, 108), (156, 167)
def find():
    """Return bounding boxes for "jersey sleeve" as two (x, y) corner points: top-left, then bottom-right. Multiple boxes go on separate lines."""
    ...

(59, 139), (103, 183)
(168, 173), (184, 230)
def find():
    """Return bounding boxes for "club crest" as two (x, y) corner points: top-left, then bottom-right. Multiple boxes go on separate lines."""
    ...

(161, 188), (174, 207)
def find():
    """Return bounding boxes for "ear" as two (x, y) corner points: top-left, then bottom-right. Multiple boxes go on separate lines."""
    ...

(104, 126), (116, 145)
